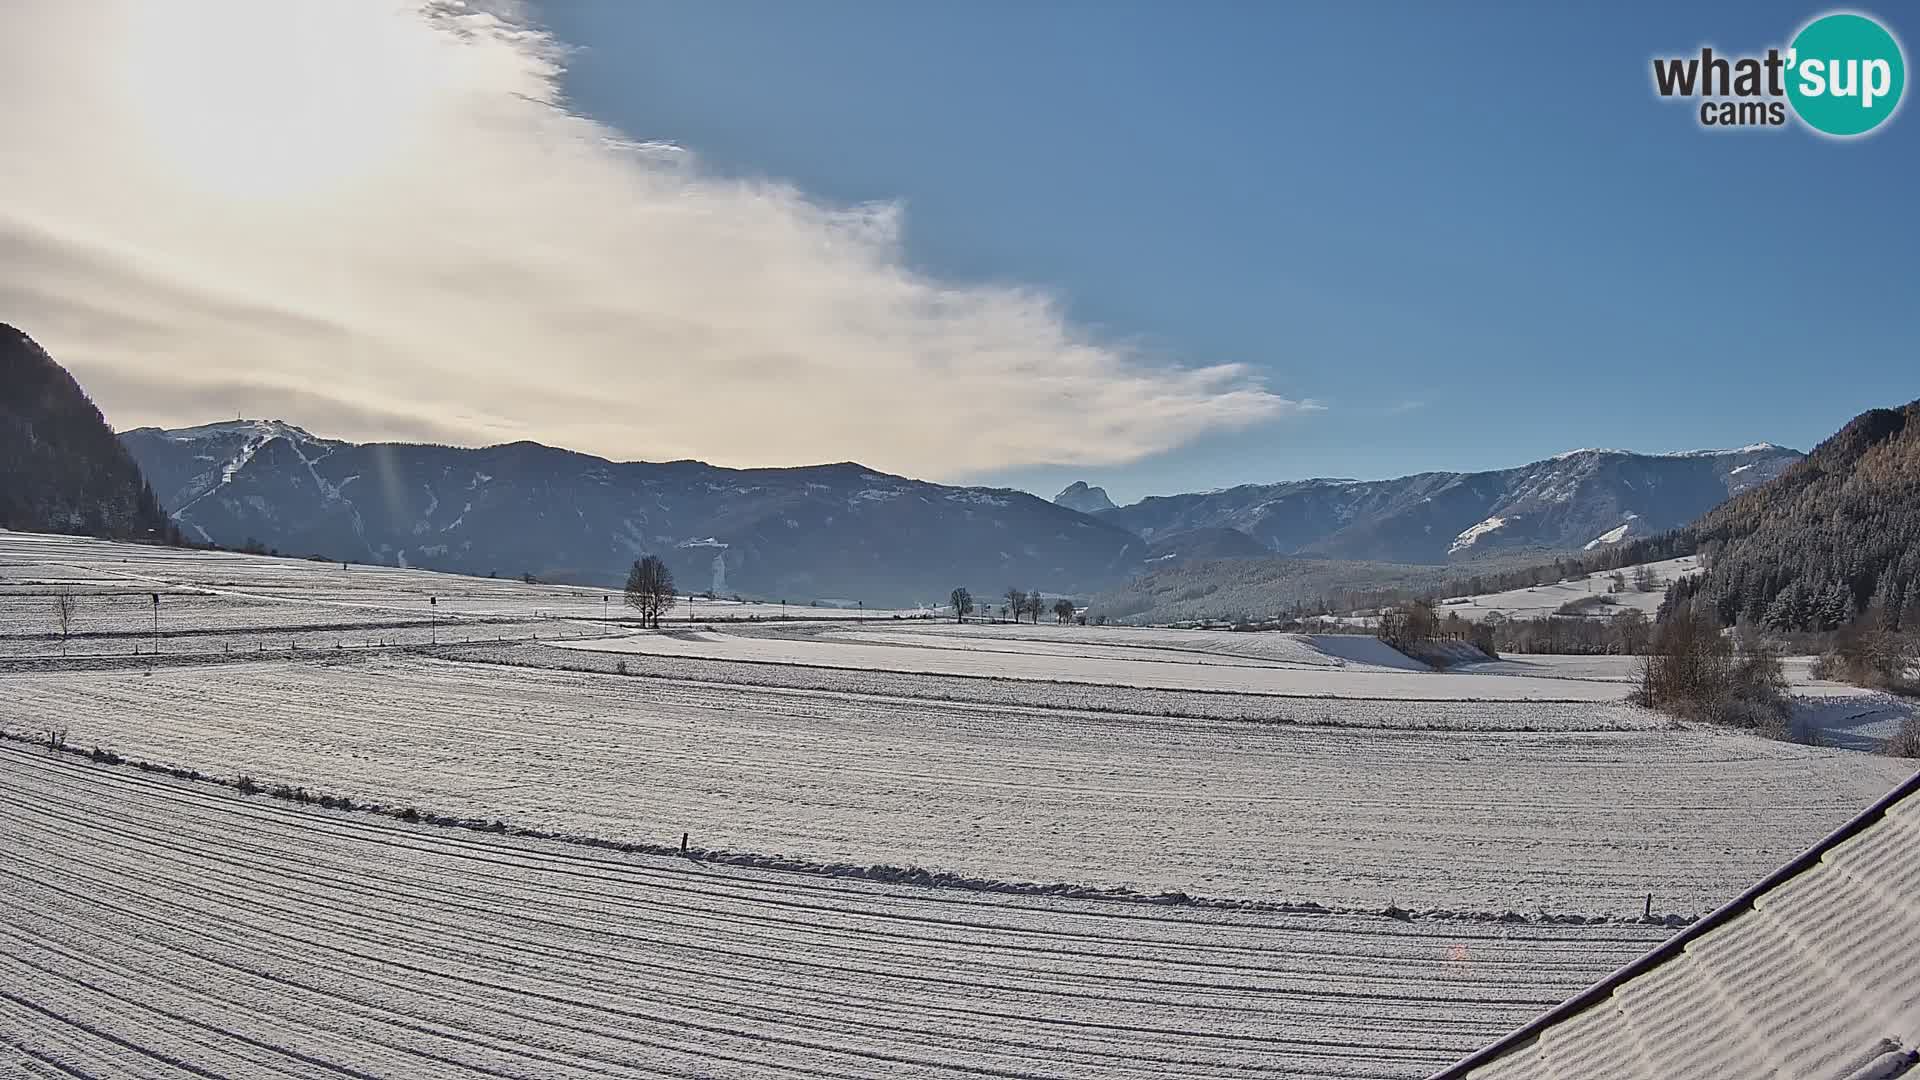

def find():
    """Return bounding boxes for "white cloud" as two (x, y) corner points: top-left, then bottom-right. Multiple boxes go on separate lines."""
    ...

(0, 1), (1312, 479)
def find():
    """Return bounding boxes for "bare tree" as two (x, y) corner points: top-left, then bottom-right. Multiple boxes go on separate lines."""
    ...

(1052, 598), (1075, 624)
(949, 587), (974, 623)
(1004, 589), (1026, 624)
(1027, 590), (1045, 624)
(1632, 563), (1659, 593)
(53, 588), (76, 656)
(625, 556), (677, 629)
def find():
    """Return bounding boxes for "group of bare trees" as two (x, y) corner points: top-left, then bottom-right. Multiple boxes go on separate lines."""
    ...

(1635, 609), (1795, 737)
(1816, 606), (1919, 692)
(1376, 598), (1438, 651)
(1471, 608), (1652, 656)
(1377, 598), (1501, 659)
(947, 586), (1079, 625)
(1005, 588), (1079, 624)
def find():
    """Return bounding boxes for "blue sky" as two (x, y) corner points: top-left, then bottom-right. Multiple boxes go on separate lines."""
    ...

(540, 1), (1916, 503)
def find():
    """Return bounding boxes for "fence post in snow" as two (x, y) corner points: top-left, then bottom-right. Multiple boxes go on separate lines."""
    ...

(1644, 892), (1653, 919)
(680, 832), (689, 856)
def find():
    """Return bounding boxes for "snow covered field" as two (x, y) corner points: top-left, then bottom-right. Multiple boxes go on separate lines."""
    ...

(3, 530), (1914, 1076)
(1433, 556), (1702, 622)
(828, 622), (1428, 669)
(0, 744), (1675, 1079)
(0, 531), (926, 656)
(456, 642), (1667, 729)
(7, 654), (1906, 914)
(554, 626), (1635, 701)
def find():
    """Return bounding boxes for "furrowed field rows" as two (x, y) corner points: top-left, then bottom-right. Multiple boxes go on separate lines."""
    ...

(4, 656), (1904, 913)
(0, 745), (1671, 1079)
(449, 642), (1666, 729)
(550, 631), (1631, 702)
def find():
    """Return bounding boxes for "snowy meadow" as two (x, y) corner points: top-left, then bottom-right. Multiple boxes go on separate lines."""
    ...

(1, 530), (1910, 1078)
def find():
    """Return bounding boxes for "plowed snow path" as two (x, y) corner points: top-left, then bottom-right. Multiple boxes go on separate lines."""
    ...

(5, 657), (1905, 913)
(0, 744), (1671, 1079)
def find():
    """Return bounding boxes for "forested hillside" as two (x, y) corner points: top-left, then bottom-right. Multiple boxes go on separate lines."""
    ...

(0, 324), (172, 540)
(1674, 400), (1920, 633)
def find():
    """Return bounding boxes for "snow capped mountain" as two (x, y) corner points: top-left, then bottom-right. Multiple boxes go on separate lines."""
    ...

(1667, 442), (1793, 458)
(121, 416), (1802, 601)
(120, 423), (1143, 603)
(1095, 444), (1802, 564)
(117, 420), (349, 544)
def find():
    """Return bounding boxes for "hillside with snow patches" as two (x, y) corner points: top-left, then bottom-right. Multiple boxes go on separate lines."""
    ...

(120, 421), (1144, 605)
(1435, 555), (1704, 622)
(1070, 444), (1800, 565)
(123, 413), (1799, 612)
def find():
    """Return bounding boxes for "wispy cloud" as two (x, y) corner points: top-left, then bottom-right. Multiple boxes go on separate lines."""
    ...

(0, 1), (1311, 479)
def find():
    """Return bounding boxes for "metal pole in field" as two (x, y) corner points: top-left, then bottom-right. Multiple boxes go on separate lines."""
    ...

(429, 595), (437, 645)
(150, 592), (159, 653)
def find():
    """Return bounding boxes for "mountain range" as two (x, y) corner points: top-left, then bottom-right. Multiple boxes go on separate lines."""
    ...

(119, 420), (1144, 605)
(1, 324), (1819, 608)
(1058, 444), (1801, 566)
(120, 413), (1801, 605)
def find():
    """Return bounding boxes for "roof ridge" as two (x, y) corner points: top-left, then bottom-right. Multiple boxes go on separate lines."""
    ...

(1429, 765), (1920, 1078)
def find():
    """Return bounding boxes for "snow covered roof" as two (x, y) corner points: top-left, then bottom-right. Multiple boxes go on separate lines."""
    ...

(1434, 770), (1920, 1079)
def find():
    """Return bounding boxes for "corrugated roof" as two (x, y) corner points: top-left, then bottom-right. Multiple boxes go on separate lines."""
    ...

(1434, 769), (1920, 1080)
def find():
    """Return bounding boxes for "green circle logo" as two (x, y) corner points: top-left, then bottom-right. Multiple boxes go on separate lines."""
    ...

(1787, 13), (1906, 136)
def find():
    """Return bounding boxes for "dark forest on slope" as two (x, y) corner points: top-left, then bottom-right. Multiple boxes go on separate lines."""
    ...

(0, 324), (174, 541)
(1671, 400), (1920, 633)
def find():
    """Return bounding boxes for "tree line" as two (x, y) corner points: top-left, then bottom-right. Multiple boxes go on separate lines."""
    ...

(948, 586), (1080, 625)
